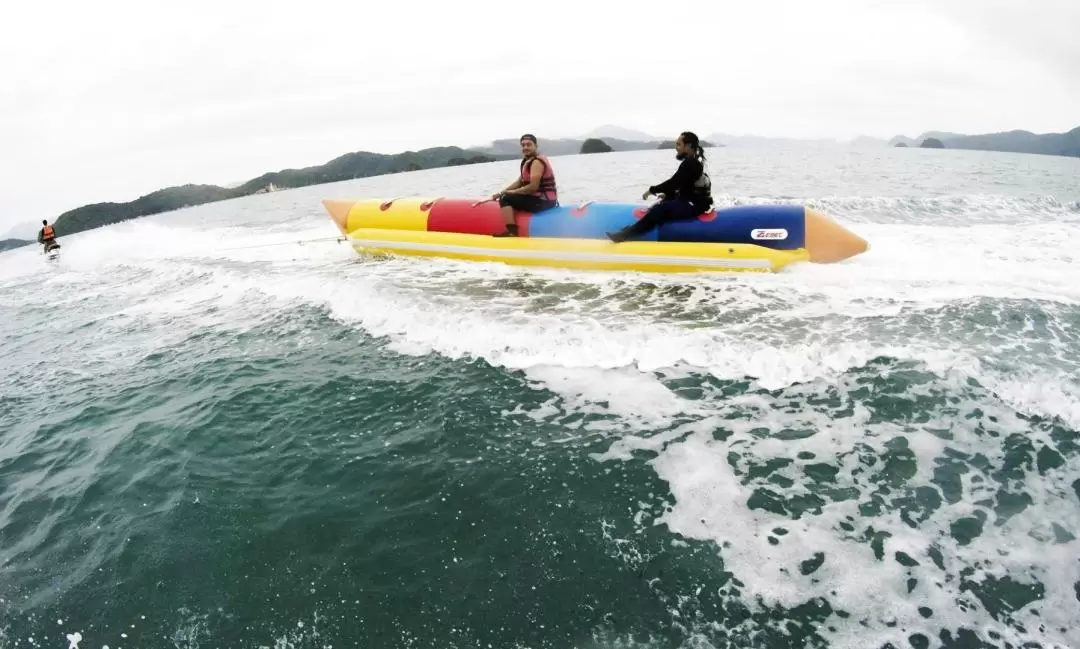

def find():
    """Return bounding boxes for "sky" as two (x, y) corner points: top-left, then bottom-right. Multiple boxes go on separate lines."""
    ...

(2, 0), (1078, 236)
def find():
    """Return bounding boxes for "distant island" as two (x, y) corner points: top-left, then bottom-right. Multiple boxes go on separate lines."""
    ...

(699, 126), (1080, 157)
(36, 146), (508, 243)
(888, 131), (966, 148)
(888, 126), (1080, 157)
(471, 135), (718, 157)
(0, 238), (32, 252)
(656, 139), (716, 149)
(580, 138), (613, 154)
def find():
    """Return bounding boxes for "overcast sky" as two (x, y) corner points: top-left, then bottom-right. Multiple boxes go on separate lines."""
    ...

(2, 0), (1078, 236)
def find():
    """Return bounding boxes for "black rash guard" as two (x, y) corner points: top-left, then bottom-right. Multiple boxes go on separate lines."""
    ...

(648, 157), (712, 212)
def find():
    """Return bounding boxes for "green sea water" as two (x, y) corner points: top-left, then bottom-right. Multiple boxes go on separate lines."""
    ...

(2, 146), (1079, 649)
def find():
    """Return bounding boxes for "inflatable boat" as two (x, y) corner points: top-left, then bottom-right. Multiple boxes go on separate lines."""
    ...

(321, 196), (868, 273)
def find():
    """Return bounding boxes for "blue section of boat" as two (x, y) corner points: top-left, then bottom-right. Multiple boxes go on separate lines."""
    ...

(658, 205), (807, 249)
(525, 202), (806, 248)
(526, 203), (658, 241)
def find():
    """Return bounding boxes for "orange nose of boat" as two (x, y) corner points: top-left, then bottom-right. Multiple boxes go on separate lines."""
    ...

(322, 200), (354, 235)
(804, 208), (870, 263)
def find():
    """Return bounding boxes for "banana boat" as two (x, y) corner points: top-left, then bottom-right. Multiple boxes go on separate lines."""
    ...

(321, 196), (868, 273)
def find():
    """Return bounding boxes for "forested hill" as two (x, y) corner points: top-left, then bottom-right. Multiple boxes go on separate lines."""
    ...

(51, 146), (506, 237)
(27, 132), (723, 241)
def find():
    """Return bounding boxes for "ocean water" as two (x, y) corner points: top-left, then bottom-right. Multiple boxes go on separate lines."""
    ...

(1, 145), (1079, 649)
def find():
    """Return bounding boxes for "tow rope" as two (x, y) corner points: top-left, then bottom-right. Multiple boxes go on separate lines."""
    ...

(216, 235), (348, 252)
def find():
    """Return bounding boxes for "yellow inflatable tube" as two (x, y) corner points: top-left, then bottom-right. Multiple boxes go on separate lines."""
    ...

(346, 227), (808, 273)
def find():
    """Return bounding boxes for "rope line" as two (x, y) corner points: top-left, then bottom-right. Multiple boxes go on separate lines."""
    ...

(216, 236), (348, 252)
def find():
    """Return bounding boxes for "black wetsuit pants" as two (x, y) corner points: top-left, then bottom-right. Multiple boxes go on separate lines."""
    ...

(499, 193), (557, 213)
(613, 199), (701, 239)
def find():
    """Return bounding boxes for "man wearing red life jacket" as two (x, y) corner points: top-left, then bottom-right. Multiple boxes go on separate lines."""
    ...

(37, 219), (61, 252)
(490, 133), (559, 236)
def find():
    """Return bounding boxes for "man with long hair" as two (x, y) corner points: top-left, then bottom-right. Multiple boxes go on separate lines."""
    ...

(606, 131), (713, 242)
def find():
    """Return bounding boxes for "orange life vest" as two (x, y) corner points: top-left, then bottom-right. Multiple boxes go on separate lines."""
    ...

(42, 225), (55, 239)
(519, 155), (558, 202)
